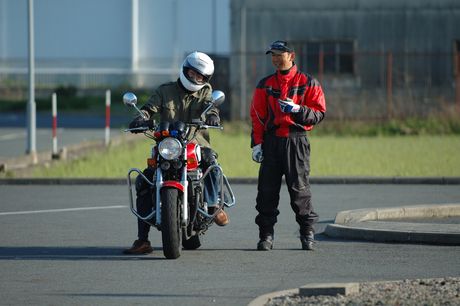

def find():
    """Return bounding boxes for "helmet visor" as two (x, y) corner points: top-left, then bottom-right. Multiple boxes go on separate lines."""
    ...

(185, 68), (207, 85)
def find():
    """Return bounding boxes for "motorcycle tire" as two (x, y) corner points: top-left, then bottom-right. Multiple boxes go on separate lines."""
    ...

(182, 234), (201, 250)
(160, 187), (182, 259)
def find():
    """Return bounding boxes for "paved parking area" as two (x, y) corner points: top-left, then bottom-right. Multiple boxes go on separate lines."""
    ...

(1, 184), (459, 306)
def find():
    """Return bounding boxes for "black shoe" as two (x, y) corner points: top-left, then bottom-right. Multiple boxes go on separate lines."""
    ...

(257, 235), (273, 251)
(300, 232), (315, 251)
(123, 239), (153, 255)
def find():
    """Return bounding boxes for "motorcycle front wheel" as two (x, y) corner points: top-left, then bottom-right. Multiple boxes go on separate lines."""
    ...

(160, 187), (182, 259)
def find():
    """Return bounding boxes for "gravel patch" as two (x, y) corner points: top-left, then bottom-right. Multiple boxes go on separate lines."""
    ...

(266, 277), (460, 306)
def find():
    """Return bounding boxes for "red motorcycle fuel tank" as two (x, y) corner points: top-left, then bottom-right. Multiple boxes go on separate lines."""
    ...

(186, 143), (200, 171)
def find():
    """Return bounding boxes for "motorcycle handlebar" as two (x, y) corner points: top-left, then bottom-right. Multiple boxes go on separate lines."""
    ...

(123, 126), (149, 133)
(203, 125), (224, 130)
(124, 121), (223, 134)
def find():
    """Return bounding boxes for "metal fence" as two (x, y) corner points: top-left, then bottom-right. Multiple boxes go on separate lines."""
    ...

(237, 51), (460, 120)
(1, 52), (460, 120)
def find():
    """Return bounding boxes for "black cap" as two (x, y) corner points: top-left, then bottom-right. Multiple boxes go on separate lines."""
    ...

(265, 40), (294, 54)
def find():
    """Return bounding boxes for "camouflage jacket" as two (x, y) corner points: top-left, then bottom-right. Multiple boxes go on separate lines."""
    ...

(140, 80), (218, 148)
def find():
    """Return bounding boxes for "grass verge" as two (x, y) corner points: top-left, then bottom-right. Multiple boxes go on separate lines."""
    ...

(31, 132), (460, 178)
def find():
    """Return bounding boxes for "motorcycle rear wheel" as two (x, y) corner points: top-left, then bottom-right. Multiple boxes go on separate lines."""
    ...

(182, 234), (201, 250)
(160, 187), (182, 259)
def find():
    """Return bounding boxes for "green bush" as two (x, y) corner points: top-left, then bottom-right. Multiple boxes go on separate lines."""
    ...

(309, 115), (460, 136)
(55, 85), (77, 98)
(1, 92), (459, 135)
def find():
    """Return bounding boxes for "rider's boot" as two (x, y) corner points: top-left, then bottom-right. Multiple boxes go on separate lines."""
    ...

(208, 206), (229, 226)
(123, 239), (153, 255)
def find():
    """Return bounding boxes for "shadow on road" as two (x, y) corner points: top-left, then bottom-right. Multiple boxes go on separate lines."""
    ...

(0, 246), (165, 261)
(0, 246), (264, 260)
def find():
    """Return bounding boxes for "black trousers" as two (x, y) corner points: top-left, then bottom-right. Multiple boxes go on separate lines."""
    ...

(135, 168), (155, 241)
(255, 133), (318, 238)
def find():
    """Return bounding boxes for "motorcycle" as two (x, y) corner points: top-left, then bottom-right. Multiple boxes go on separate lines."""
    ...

(122, 90), (236, 259)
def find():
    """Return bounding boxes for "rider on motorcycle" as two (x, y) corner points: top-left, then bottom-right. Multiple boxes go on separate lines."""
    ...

(123, 51), (229, 255)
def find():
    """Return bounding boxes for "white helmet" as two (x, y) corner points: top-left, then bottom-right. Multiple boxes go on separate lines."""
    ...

(179, 51), (214, 92)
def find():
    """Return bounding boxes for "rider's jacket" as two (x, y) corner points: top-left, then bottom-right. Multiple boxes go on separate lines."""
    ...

(141, 80), (219, 148)
(250, 64), (326, 146)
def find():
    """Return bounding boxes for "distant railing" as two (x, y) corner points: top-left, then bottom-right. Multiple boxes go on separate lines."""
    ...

(1, 52), (460, 120)
(0, 67), (178, 91)
(235, 51), (460, 120)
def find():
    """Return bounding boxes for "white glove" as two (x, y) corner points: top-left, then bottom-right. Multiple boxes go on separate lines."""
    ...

(278, 98), (300, 113)
(252, 144), (263, 163)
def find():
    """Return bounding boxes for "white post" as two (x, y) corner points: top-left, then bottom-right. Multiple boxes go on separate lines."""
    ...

(51, 93), (58, 156)
(26, 0), (37, 162)
(105, 89), (111, 146)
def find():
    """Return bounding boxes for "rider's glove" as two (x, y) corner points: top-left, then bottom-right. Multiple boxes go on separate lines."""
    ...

(252, 144), (263, 163)
(205, 114), (220, 126)
(129, 111), (150, 133)
(278, 98), (300, 113)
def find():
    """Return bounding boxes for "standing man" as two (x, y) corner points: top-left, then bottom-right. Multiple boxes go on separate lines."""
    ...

(250, 40), (326, 251)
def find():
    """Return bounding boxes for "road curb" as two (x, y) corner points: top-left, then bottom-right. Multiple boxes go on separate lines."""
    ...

(1, 177), (460, 185)
(310, 177), (460, 185)
(248, 288), (299, 306)
(333, 204), (460, 223)
(325, 204), (460, 245)
(248, 282), (359, 306)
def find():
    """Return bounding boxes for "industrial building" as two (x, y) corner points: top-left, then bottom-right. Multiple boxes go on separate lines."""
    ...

(0, 0), (230, 96)
(230, 0), (460, 120)
(2, 0), (460, 120)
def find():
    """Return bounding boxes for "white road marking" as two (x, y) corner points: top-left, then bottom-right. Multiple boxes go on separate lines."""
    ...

(0, 132), (26, 141)
(0, 130), (52, 141)
(0, 205), (127, 216)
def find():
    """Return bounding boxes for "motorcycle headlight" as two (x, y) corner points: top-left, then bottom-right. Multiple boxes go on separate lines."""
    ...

(158, 137), (182, 160)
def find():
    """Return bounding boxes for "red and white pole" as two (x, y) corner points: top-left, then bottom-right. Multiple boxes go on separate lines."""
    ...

(51, 92), (58, 156)
(105, 89), (111, 146)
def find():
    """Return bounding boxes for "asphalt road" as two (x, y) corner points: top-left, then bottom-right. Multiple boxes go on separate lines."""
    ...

(0, 128), (123, 161)
(0, 112), (127, 162)
(1, 184), (460, 306)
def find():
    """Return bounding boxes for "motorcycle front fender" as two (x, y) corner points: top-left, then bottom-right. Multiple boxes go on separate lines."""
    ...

(161, 181), (185, 192)
(159, 179), (188, 227)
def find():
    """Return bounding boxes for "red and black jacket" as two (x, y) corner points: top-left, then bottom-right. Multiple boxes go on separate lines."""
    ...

(250, 64), (326, 146)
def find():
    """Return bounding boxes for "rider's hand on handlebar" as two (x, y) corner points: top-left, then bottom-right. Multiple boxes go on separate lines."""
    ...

(129, 111), (150, 133)
(205, 114), (220, 126)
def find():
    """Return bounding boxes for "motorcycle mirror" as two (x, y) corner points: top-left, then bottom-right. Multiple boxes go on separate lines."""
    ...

(211, 90), (225, 106)
(123, 92), (137, 107)
(123, 92), (148, 120)
(199, 90), (225, 119)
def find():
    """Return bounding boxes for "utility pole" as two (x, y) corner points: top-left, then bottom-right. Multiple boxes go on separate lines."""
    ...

(212, 0), (217, 53)
(26, 0), (37, 162)
(131, 0), (139, 72)
(240, 2), (247, 120)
